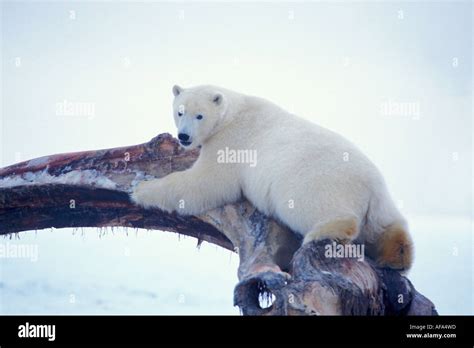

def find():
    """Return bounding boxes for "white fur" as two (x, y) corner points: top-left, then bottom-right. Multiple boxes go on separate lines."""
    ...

(131, 85), (409, 247)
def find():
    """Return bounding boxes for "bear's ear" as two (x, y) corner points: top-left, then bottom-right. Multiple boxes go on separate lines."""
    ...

(212, 93), (224, 106)
(172, 85), (183, 97)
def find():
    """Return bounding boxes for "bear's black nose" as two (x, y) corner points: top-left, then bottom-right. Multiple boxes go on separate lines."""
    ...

(178, 133), (190, 141)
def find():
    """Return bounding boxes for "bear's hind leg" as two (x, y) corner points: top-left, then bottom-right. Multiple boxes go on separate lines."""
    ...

(373, 223), (413, 272)
(303, 216), (360, 245)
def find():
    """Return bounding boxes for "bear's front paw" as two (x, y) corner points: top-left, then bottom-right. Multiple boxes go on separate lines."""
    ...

(130, 180), (175, 212)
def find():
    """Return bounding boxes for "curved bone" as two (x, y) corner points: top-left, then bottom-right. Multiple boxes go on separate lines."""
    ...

(0, 133), (437, 316)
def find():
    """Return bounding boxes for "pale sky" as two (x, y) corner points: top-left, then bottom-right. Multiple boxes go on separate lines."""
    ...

(0, 1), (472, 314)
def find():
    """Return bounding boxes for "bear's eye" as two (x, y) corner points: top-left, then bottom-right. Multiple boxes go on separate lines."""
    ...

(196, 114), (204, 120)
(178, 111), (183, 117)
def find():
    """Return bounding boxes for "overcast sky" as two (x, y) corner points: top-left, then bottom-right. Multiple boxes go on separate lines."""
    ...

(2, 1), (472, 216)
(0, 1), (472, 314)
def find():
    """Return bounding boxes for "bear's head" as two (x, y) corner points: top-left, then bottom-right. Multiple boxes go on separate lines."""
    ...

(172, 85), (228, 149)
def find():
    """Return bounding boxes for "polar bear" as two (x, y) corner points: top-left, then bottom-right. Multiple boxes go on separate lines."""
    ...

(131, 85), (413, 271)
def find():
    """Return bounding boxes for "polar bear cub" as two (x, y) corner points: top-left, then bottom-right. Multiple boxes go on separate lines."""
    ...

(131, 85), (413, 271)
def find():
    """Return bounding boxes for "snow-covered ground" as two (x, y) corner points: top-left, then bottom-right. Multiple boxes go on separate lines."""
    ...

(0, 228), (240, 315)
(0, 215), (471, 315)
(1, 1), (471, 316)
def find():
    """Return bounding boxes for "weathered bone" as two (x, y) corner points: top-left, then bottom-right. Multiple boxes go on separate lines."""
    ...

(0, 133), (437, 315)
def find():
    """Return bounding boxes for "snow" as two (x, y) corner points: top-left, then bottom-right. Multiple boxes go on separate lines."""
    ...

(0, 169), (117, 190)
(0, 215), (471, 315)
(404, 215), (473, 315)
(0, 228), (240, 315)
(25, 156), (51, 168)
(130, 171), (156, 190)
